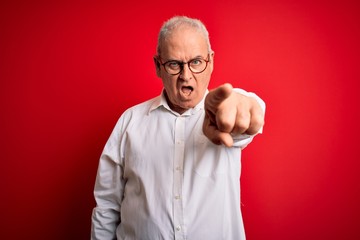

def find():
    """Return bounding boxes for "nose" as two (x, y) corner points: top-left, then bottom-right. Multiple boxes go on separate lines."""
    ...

(179, 63), (193, 80)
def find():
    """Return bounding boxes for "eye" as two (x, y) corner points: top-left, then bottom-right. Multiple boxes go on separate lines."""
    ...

(190, 59), (203, 66)
(166, 61), (181, 70)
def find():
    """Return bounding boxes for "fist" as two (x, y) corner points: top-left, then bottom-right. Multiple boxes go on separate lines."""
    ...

(203, 83), (264, 147)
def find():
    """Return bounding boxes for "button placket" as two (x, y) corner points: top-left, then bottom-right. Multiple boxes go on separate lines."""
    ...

(173, 116), (186, 239)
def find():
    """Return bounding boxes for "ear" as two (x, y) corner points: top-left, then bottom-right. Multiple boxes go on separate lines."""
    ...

(209, 51), (215, 71)
(210, 51), (215, 61)
(153, 56), (161, 77)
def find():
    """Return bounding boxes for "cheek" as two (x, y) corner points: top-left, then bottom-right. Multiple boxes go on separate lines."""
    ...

(198, 74), (211, 89)
(197, 66), (213, 87)
(161, 76), (177, 91)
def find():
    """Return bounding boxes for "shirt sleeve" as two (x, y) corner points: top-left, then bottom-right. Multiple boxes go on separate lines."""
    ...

(91, 118), (126, 240)
(231, 88), (266, 149)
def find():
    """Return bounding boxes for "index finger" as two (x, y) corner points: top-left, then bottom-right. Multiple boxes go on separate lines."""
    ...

(205, 83), (233, 112)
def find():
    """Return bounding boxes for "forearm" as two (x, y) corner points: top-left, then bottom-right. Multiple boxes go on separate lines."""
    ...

(91, 125), (125, 239)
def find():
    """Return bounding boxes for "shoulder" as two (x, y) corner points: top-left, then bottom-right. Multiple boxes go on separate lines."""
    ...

(123, 96), (160, 117)
(115, 95), (160, 128)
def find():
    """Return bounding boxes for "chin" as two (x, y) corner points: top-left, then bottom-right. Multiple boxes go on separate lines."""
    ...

(181, 101), (197, 109)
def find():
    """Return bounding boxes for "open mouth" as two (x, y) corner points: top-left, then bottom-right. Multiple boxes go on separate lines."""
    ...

(181, 86), (193, 96)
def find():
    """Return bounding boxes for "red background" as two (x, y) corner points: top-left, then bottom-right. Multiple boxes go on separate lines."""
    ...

(1, 0), (359, 239)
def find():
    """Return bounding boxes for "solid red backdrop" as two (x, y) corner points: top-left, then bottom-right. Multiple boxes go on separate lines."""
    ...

(1, 1), (359, 239)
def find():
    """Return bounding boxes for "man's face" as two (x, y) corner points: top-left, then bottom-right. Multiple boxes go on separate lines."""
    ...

(155, 26), (214, 114)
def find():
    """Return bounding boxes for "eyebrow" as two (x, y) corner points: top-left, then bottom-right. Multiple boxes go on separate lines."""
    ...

(165, 55), (205, 62)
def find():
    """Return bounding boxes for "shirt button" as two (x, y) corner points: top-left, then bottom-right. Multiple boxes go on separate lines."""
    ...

(175, 195), (181, 200)
(176, 225), (181, 231)
(176, 166), (181, 171)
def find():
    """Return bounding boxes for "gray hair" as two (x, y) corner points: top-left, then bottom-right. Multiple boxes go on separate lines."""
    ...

(156, 16), (212, 56)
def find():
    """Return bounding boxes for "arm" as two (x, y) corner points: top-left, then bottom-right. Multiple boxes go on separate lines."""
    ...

(91, 122), (125, 240)
(203, 83), (265, 147)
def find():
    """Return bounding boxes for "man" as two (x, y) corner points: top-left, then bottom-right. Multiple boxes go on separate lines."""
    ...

(91, 16), (265, 240)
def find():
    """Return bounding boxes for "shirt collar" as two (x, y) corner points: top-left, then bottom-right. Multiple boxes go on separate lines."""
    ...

(149, 89), (208, 116)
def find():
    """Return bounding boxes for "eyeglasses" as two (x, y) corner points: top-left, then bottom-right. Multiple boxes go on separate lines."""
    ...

(158, 54), (210, 75)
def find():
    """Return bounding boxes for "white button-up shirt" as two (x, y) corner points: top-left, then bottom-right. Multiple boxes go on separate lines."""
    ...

(91, 89), (265, 240)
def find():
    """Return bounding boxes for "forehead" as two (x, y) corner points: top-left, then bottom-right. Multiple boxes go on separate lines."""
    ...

(160, 26), (208, 60)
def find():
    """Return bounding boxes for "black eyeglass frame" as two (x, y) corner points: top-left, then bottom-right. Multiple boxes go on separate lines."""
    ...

(157, 54), (211, 75)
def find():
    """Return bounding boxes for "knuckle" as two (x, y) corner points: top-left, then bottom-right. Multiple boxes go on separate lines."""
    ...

(247, 114), (265, 135)
(253, 112), (265, 127)
(236, 112), (251, 130)
(217, 117), (234, 133)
